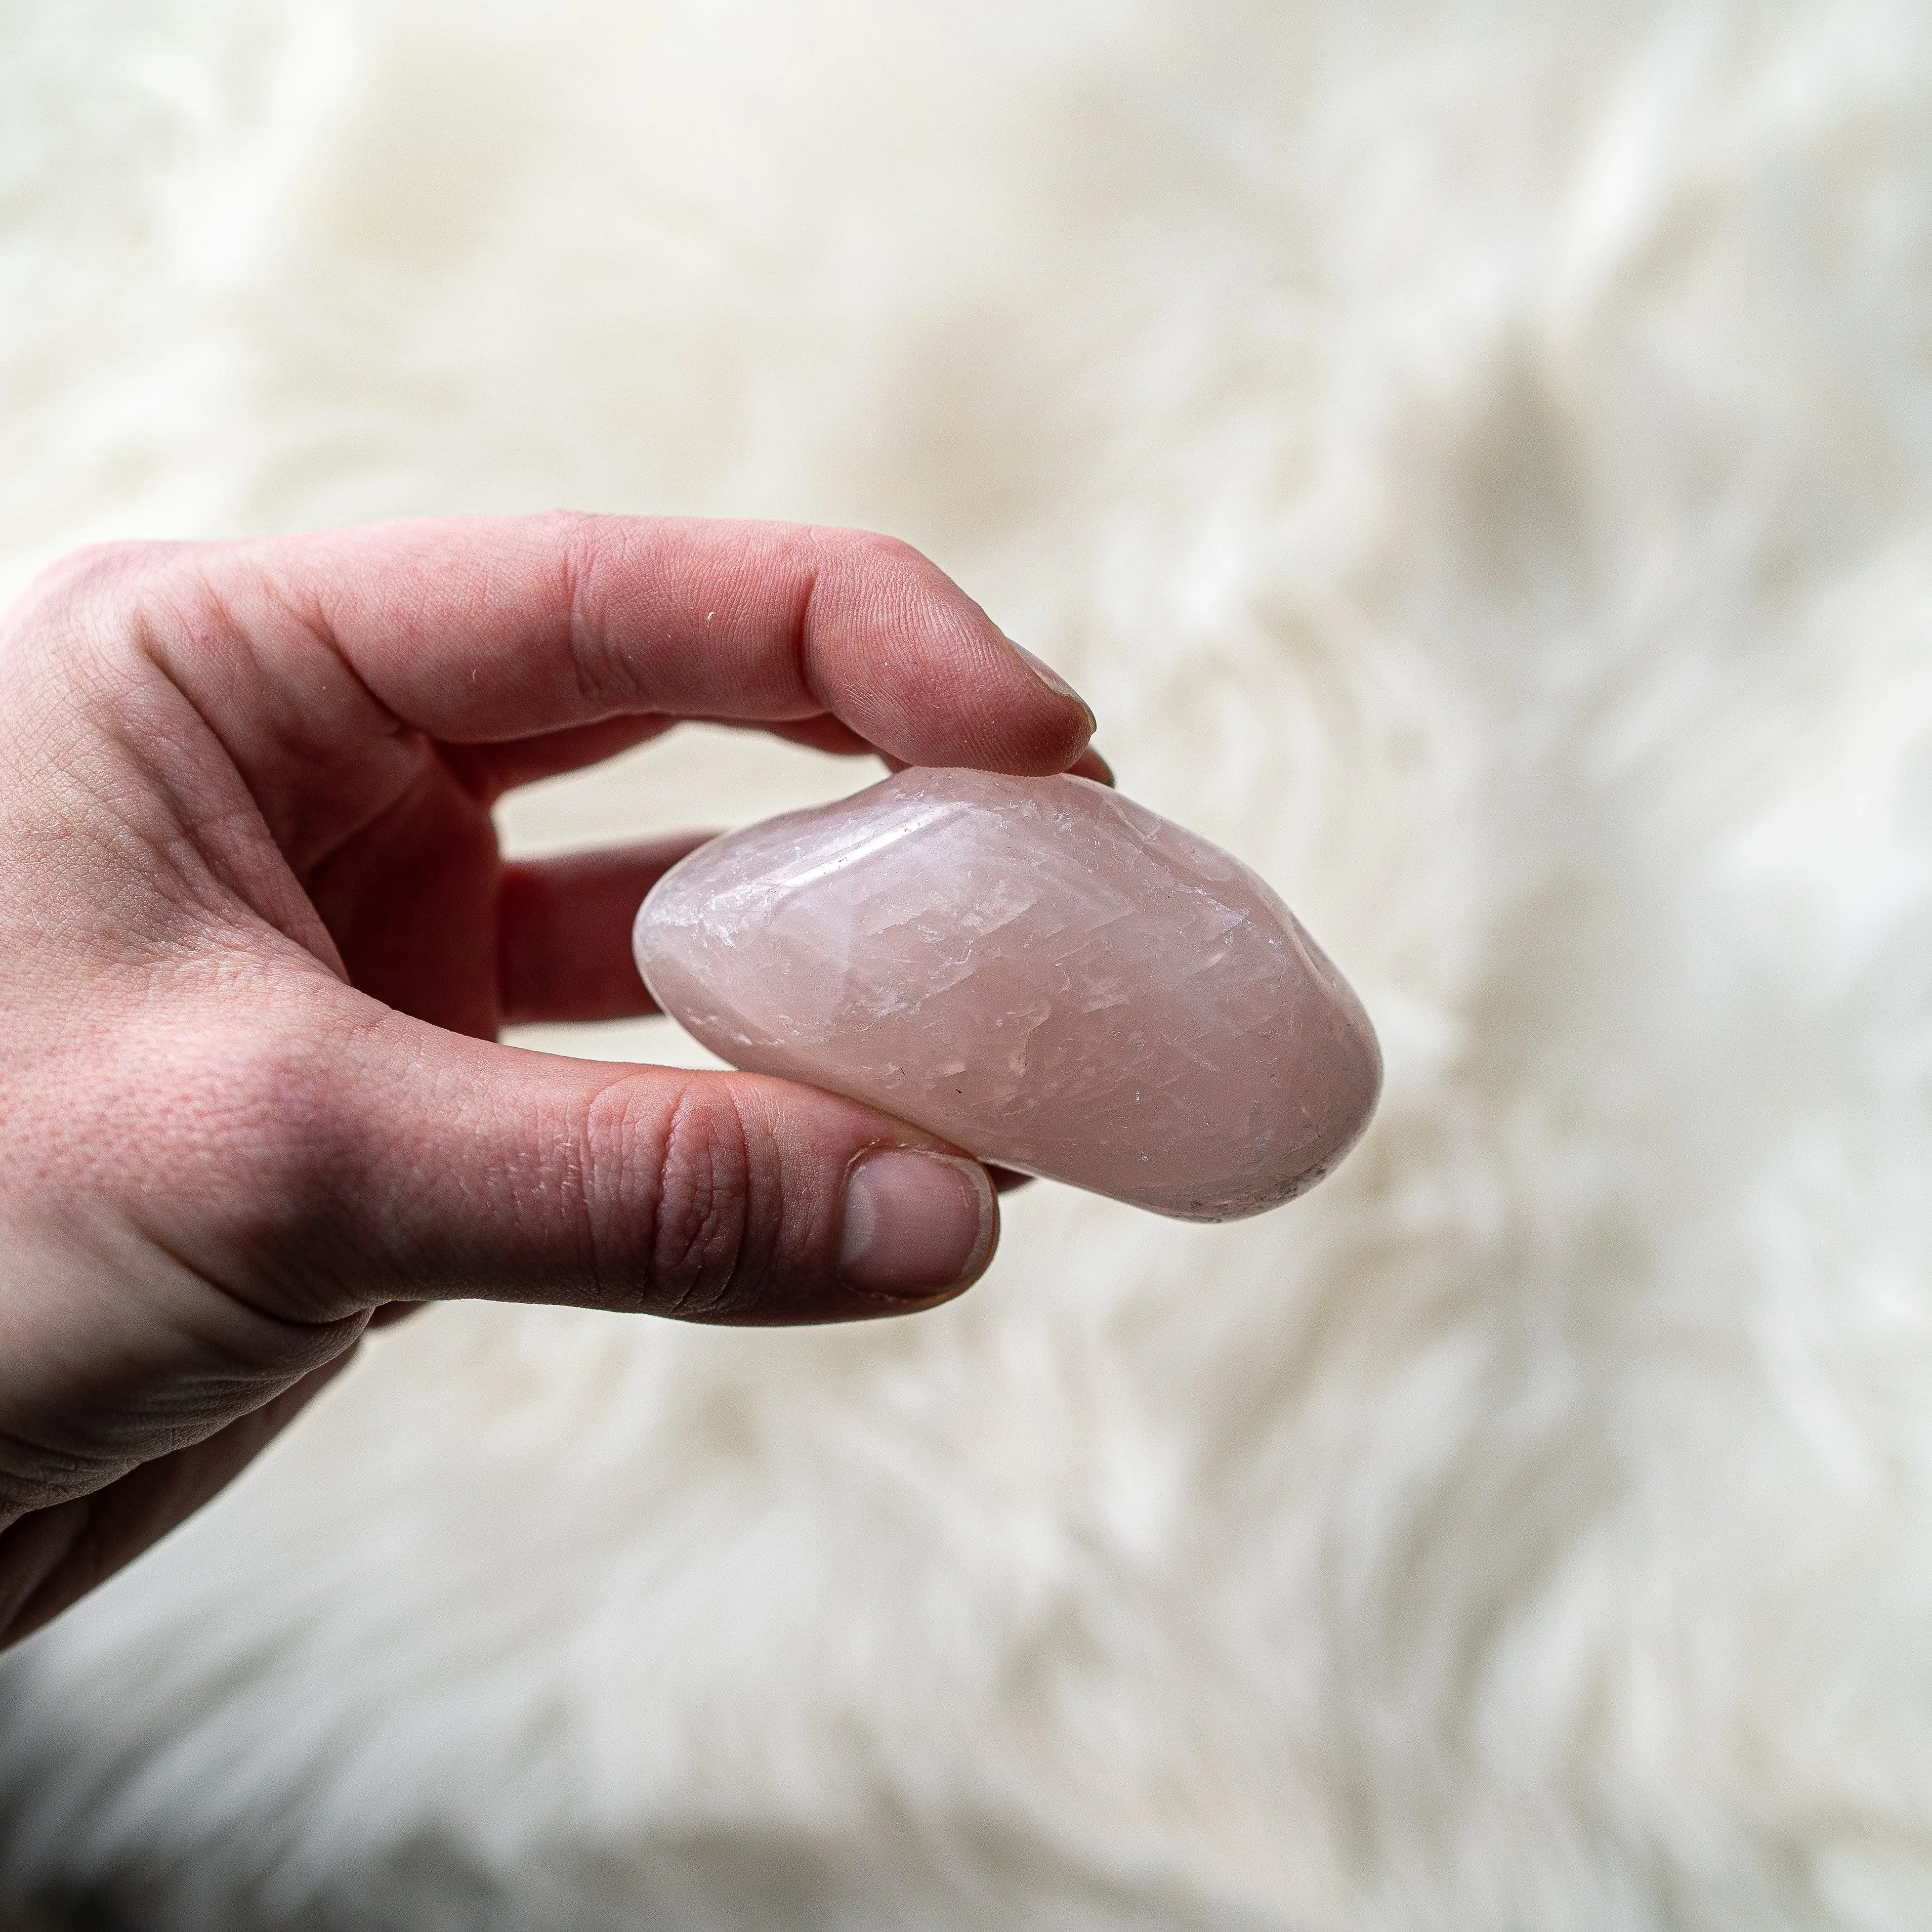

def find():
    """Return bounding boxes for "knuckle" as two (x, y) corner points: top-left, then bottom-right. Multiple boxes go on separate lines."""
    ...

(650, 1084), (757, 1318)
(12, 539), (195, 630)
(40, 536), (178, 588)
(1, 540), (226, 706)
(825, 527), (926, 579)
(550, 513), (640, 712)
(583, 1078), (769, 1320)
(789, 528), (937, 651)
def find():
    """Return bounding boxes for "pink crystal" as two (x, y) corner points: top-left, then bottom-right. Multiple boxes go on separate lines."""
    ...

(631, 768), (1380, 1220)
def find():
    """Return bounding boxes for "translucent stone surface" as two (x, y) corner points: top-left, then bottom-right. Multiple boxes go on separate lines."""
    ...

(632, 768), (1381, 1220)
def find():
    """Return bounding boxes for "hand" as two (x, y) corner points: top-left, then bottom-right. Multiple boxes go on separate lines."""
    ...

(0, 513), (1098, 1645)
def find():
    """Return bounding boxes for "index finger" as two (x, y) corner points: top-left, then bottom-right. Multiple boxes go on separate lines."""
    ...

(214, 513), (1096, 775)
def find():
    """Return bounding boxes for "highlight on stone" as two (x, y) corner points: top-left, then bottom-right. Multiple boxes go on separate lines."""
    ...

(632, 768), (1381, 1220)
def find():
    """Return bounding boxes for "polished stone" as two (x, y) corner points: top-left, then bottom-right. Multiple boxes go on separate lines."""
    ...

(632, 768), (1380, 1220)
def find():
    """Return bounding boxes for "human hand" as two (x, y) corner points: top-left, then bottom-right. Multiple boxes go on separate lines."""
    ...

(0, 514), (1098, 1645)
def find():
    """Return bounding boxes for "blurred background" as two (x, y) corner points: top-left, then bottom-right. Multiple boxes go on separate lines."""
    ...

(4, 1), (1932, 1927)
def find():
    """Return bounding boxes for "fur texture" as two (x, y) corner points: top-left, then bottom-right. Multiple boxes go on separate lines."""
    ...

(4, 1), (1932, 1926)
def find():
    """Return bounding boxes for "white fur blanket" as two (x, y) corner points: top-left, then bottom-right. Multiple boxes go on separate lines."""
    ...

(4, 3), (1932, 1927)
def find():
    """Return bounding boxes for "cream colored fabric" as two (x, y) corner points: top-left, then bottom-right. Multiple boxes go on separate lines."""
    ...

(3, 3), (1931, 1926)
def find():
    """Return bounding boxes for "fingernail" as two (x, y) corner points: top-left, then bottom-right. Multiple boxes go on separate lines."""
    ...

(839, 1149), (996, 1299)
(1071, 744), (1115, 787)
(1007, 641), (1097, 735)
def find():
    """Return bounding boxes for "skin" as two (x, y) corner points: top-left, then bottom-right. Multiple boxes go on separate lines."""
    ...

(0, 512), (1103, 1648)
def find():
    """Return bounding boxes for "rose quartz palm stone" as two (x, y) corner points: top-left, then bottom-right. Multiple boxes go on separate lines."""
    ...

(631, 767), (1381, 1220)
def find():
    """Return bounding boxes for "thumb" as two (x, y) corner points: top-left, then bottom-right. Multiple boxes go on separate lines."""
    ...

(166, 1002), (1001, 1328)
